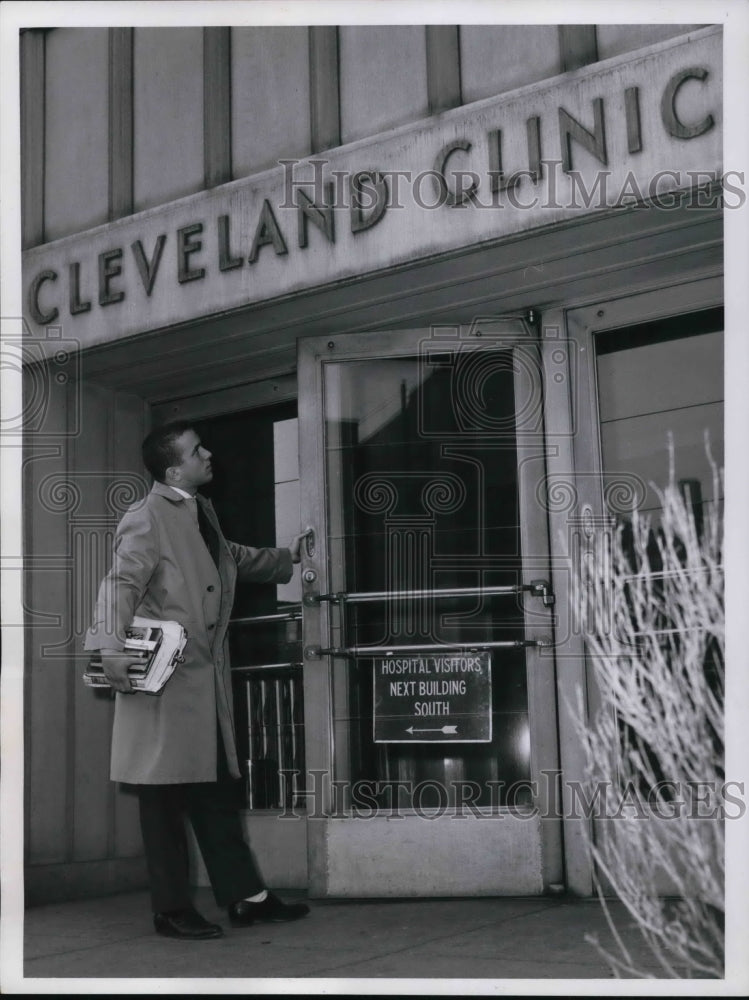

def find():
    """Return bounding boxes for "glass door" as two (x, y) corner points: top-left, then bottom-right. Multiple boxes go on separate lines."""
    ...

(298, 322), (561, 896)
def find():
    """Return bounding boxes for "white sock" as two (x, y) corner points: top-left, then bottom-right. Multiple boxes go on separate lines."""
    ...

(244, 890), (268, 903)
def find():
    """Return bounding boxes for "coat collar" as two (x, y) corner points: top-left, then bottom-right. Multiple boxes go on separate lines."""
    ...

(150, 480), (213, 511)
(151, 480), (191, 503)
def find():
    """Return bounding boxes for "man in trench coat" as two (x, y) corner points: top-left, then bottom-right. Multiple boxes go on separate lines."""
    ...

(85, 420), (310, 939)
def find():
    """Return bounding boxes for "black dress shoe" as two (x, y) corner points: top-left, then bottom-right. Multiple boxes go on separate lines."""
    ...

(154, 907), (224, 939)
(228, 891), (310, 926)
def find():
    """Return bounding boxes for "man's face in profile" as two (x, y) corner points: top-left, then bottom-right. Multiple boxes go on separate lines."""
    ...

(170, 429), (213, 492)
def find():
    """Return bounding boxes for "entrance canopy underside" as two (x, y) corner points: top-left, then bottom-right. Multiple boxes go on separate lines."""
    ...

(78, 198), (722, 403)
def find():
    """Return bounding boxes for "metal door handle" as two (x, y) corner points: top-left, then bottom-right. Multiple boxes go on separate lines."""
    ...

(305, 639), (550, 659)
(304, 526), (316, 558)
(303, 581), (555, 606)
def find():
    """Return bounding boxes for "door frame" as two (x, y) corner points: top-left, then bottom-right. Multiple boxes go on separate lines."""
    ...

(297, 321), (563, 896)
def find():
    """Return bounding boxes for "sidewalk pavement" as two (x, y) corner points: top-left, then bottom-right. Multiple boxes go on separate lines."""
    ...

(15, 887), (682, 989)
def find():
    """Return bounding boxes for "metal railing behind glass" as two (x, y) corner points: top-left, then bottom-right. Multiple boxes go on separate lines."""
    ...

(229, 606), (305, 810)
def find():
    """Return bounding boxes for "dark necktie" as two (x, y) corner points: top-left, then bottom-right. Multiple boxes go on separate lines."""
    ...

(196, 500), (220, 568)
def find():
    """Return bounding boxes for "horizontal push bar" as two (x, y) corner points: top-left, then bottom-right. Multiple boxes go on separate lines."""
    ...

(305, 639), (549, 659)
(304, 580), (554, 607)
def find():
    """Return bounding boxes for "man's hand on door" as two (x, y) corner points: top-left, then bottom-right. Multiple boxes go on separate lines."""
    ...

(288, 528), (313, 564)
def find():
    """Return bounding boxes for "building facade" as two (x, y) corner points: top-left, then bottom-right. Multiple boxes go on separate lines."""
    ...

(19, 22), (725, 903)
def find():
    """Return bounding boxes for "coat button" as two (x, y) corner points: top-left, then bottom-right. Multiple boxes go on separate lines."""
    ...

(207, 623), (215, 630)
(207, 585), (215, 592)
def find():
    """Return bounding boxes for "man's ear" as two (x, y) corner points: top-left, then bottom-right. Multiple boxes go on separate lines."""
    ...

(165, 466), (180, 484)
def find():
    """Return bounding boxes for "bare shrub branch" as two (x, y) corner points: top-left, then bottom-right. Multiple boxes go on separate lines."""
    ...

(573, 445), (724, 978)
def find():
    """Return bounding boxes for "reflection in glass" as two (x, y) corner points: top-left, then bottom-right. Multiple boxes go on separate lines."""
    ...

(324, 351), (531, 808)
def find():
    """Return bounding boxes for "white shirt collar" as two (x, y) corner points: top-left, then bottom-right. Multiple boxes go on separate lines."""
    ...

(168, 485), (196, 500)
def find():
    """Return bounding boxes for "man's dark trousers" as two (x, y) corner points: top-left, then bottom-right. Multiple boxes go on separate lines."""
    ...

(132, 737), (264, 912)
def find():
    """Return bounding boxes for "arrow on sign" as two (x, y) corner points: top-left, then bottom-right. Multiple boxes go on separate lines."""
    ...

(406, 725), (458, 735)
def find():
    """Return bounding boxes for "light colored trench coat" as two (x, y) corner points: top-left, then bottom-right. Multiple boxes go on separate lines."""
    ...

(84, 480), (292, 784)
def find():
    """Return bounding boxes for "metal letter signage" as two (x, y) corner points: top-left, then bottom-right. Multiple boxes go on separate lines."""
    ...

(373, 652), (492, 743)
(21, 30), (723, 356)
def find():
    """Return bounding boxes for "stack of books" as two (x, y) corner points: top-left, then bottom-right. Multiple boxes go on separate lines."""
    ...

(84, 618), (187, 694)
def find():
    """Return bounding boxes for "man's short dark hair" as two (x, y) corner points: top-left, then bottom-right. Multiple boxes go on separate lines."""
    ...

(142, 421), (195, 482)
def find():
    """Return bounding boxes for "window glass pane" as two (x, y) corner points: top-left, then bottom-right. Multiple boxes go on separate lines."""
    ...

(594, 309), (724, 803)
(323, 353), (530, 808)
(596, 309), (723, 519)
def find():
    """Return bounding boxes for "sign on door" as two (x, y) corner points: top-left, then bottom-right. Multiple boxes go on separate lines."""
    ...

(373, 652), (492, 742)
